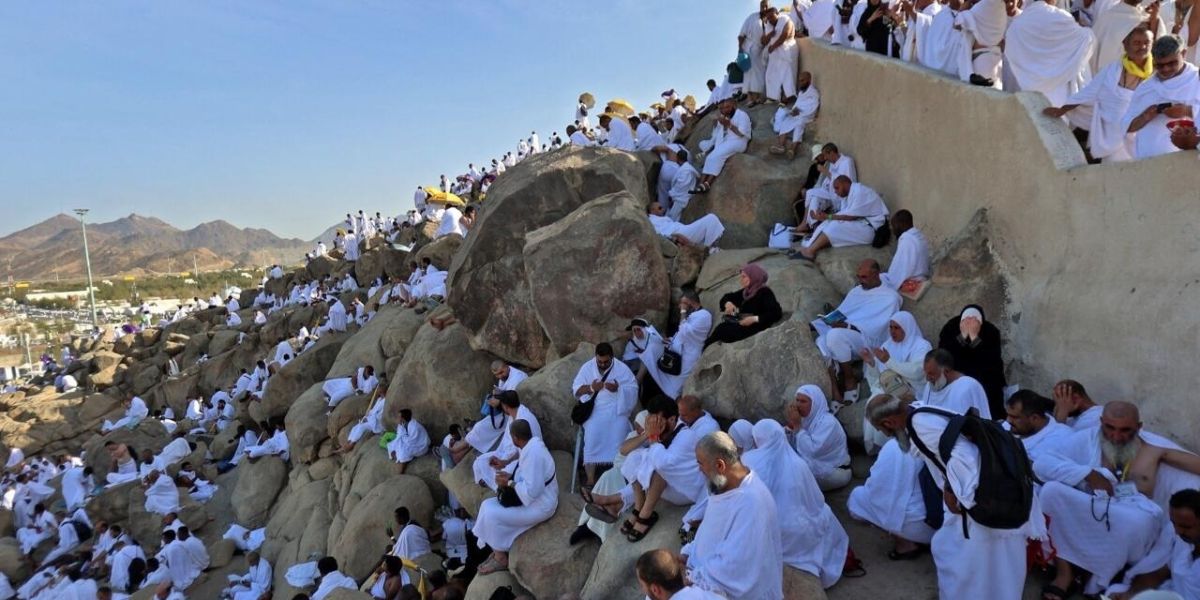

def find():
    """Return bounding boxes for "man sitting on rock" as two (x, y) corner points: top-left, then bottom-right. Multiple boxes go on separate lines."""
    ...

(682, 431), (784, 599)
(245, 418), (290, 462)
(636, 548), (724, 600)
(387, 408), (431, 474)
(312, 556), (357, 599)
(810, 259), (902, 402)
(387, 505), (432, 567)
(472, 419), (559, 575)
(795, 177), (890, 260)
(881, 210), (931, 291)
(222, 550), (272, 600)
(144, 470), (181, 516)
(585, 395), (719, 542)
(451, 361), (529, 466)
(794, 143), (857, 233)
(1034, 401), (1200, 597)
(660, 147), (700, 221)
(646, 201), (726, 249)
(471, 391), (542, 492)
(691, 97), (752, 195)
(102, 393), (149, 433)
(336, 379), (390, 455)
(321, 365), (379, 410)
(769, 73), (820, 160)
(16, 501), (56, 555)
(785, 385), (852, 491)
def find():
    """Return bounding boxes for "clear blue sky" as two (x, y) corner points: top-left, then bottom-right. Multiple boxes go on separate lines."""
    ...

(0, 1), (754, 240)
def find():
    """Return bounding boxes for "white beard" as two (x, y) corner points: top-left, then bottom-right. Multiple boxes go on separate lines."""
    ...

(931, 374), (948, 392)
(1100, 436), (1141, 470)
(707, 473), (728, 495)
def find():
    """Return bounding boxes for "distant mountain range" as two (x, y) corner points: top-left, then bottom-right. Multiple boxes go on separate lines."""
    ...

(0, 213), (313, 281)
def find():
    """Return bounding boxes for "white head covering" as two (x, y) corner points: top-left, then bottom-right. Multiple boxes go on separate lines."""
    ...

(882, 311), (933, 363)
(795, 384), (830, 429)
(729, 420), (755, 452)
(960, 307), (983, 323)
(744, 419), (826, 511)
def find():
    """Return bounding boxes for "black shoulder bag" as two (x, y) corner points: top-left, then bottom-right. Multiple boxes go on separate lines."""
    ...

(570, 366), (612, 425)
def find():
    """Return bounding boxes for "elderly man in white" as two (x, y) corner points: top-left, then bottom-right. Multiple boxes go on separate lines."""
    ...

(572, 342), (638, 487)
(848, 435), (937, 559)
(691, 97), (752, 194)
(918, 349), (993, 418)
(1034, 401), (1200, 597)
(682, 431), (784, 599)
(785, 385), (852, 491)
(746, 420), (849, 589)
(473, 419), (558, 575)
(811, 259), (902, 402)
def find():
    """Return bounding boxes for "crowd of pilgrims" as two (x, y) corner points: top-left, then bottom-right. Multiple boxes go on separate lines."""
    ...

(10, 2), (1200, 598)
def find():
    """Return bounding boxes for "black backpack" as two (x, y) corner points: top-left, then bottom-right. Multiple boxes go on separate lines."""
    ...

(905, 406), (1035, 537)
(68, 519), (93, 542)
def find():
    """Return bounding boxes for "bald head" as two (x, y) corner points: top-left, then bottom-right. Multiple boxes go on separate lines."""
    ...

(636, 549), (686, 594)
(856, 259), (882, 289)
(1103, 401), (1140, 422)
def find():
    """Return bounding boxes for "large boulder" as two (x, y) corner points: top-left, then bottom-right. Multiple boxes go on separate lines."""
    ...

(284, 383), (331, 464)
(326, 304), (410, 379)
(230, 456), (288, 527)
(680, 103), (808, 249)
(683, 320), (831, 424)
(263, 478), (333, 599)
(524, 192), (671, 358)
(510, 496), (599, 600)
(379, 309), (426, 360)
(382, 323), (494, 432)
(580, 503), (689, 599)
(328, 475), (434, 581)
(448, 147), (652, 367)
(257, 332), (348, 421)
(413, 234), (462, 271)
(514, 343), (594, 453)
(0, 537), (29, 583)
(208, 329), (242, 357)
(82, 420), (171, 481)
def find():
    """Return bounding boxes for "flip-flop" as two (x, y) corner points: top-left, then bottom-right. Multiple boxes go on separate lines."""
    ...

(585, 503), (620, 524)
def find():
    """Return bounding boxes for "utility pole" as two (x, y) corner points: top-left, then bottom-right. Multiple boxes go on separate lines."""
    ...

(192, 254), (198, 278)
(73, 209), (98, 327)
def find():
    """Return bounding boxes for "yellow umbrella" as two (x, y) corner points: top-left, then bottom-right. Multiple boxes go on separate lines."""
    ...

(579, 92), (596, 108)
(423, 187), (466, 208)
(605, 99), (636, 117)
(683, 95), (697, 112)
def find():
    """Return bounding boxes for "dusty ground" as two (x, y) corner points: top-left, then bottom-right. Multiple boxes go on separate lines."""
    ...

(826, 454), (1048, 600)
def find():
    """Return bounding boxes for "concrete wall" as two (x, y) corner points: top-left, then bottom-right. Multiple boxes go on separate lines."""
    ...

(799, 39), (1200, 448)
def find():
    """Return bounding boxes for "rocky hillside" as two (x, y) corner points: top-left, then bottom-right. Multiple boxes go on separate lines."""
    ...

(0, 103), (1006, 599)
(0, 213), (311, 280)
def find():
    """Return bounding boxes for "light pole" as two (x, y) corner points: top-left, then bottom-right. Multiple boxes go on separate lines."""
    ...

(73, 209), (98, 327)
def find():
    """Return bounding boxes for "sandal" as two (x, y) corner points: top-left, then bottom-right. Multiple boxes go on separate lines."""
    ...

(584, 502), (620, 524)
(620, 508), (640, 535)
(625, 511), (659, 542)
(478, 556), (508, 575)
(689, 182), (711, 195)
